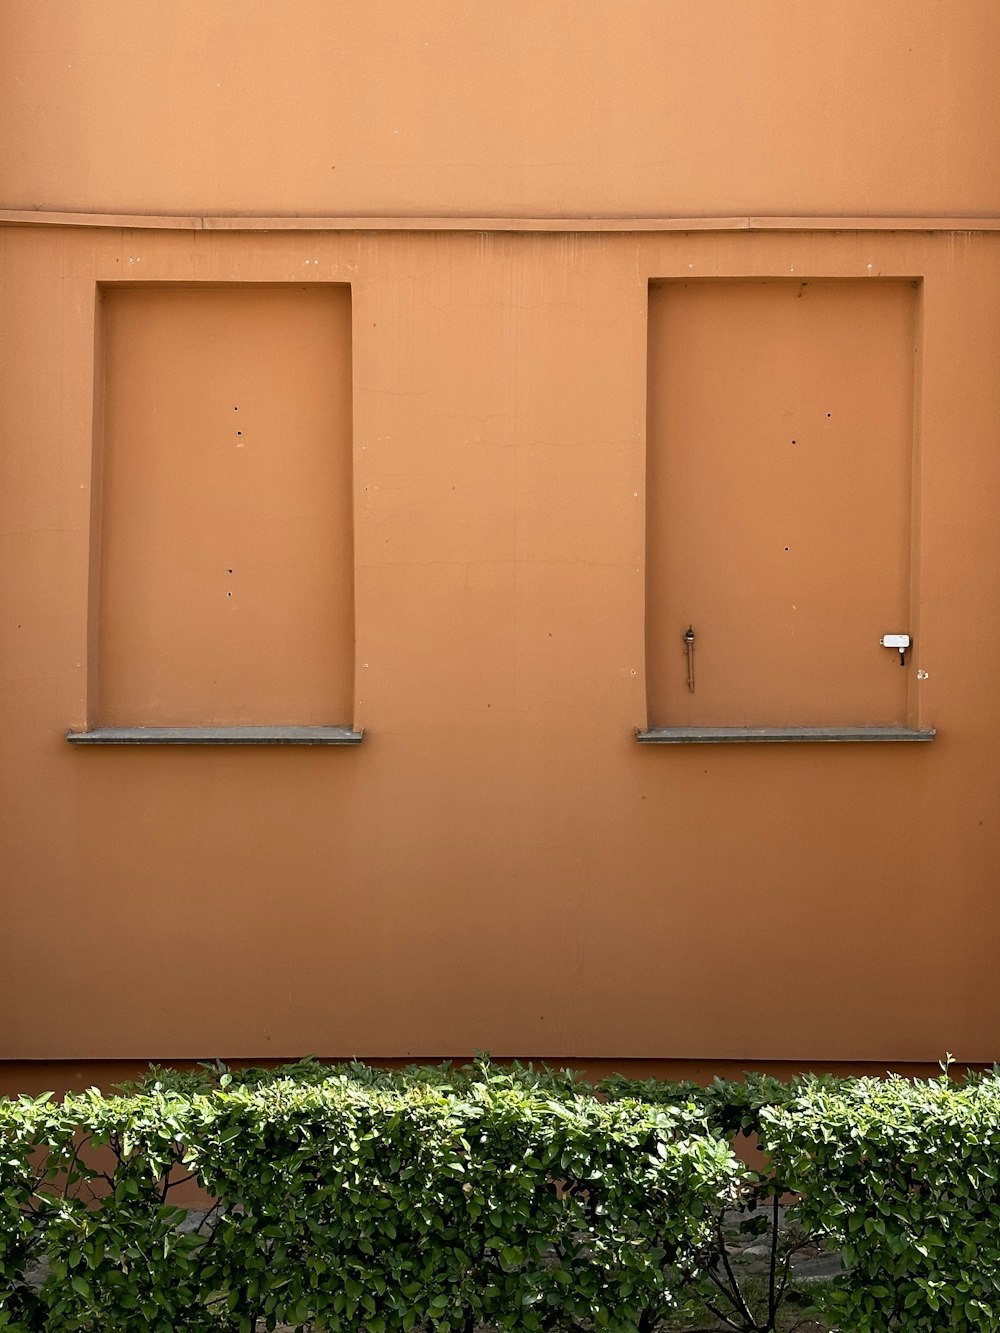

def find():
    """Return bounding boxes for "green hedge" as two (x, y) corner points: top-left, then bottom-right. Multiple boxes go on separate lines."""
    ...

(2, 1060), (999, 1332)
(759, 1072), (1000, 1332)
(0, 1064), (734, 1332)
(605, 1065), (1000, 1332)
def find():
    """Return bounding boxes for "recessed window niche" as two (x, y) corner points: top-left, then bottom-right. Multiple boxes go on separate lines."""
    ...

(642, 278), (928, 742)
(77, 284), (358, 743)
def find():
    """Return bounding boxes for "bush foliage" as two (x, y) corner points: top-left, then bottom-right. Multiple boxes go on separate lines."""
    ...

(1, 1058), (998, 1332)
(0, 1062), (734, 1332)
(759, 1071), (1000, 1332)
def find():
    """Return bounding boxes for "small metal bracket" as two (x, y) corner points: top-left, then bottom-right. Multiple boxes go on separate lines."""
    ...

(683, 625), (695, 692)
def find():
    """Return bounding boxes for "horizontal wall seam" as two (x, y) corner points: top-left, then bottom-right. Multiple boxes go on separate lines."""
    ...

(2, 210), (1000, 233)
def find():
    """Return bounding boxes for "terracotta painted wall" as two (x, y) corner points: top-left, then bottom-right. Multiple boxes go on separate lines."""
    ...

(2, 2), (999, 1077)
(3, 0), (1000, 219)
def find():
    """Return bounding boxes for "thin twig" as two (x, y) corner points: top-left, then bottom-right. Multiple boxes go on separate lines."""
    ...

(160, 1169), (197, 1202)
(701, 1295), (752, 1331)
(767, 1193), (780, 1330)
(713, 1212), (757, 1329)
(194, 1197), (225, 1237)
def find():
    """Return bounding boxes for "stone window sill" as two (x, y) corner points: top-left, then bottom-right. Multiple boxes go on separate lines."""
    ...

(635, 726), (935, 745)
(66, 726), (364, 746)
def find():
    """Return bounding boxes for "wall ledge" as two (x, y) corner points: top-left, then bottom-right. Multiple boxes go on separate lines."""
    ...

(66, 726), (364, 745)
(2, 209), (1000, 234)
(636, 726), (936, 744)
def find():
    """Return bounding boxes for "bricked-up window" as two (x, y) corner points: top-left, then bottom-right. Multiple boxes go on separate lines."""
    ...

(94, 285), (354, 732)
(645, 279), (918, 732)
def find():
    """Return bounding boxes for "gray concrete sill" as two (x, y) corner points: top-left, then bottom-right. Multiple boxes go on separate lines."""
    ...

(636, 726), (936, 744)
(66, 726), (364, 746)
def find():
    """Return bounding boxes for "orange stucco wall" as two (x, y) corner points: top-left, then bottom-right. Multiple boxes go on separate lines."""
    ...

(2, 2), (999, 1078)
(3, 0), (1000, 220)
